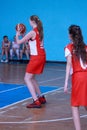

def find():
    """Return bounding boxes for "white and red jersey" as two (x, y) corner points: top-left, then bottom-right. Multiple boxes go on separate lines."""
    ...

(12, 41), (20, 49)
(65, 43), (87, 74)
(2, 41), (10, 47)
(28, 27), (45, 56)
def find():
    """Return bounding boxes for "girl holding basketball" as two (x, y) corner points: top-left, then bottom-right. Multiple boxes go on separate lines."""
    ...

(16, 15), (46, 108)
(64, 25), (87, 130)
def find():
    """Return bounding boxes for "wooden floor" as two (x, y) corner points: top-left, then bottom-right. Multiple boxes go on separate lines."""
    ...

(0, 62), (87, 130)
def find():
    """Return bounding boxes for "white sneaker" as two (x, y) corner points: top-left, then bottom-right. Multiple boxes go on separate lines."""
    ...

(1, 59), (4, 62)
(4, 59), (8, 63)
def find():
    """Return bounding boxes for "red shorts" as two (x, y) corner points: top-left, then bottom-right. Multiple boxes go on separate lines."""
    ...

(26, 55), (46, 74)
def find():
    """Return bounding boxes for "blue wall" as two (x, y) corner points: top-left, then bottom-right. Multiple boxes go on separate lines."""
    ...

(0, 0), (87, 61)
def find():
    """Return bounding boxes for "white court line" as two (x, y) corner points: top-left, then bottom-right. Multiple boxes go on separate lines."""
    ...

(39, 76), (64, 83)
(0, 115), (23, 118)
(0, 85), (25, 94)
(47, 68), (65, 71)
(0, 82), (23, 85)
(0, 114), (87, 124)
(0, 76), (64, 94)
(0, 97), (31, 111)
(0, 87), (63, 110)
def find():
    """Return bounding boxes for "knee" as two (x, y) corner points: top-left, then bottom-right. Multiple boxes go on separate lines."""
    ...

(24, 75), (27, 82)
(24, 74), (33, 82)
(24, 75), (30, 82)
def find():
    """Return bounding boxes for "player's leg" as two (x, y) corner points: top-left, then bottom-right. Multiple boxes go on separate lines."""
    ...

(1, 48), (5, 62)
(32, 75), (41, 96)
(32, 76), (46, 104)
(72, 106), (81, 130)
(16, 49), (20, 60)
(5, 48), (9, 62)
(24, 72), (41, 108)
(10, 49), (13, 59)
(24, 73), (37, 100)
(20, 50), (23, 59)
(25, 49), (29, 59)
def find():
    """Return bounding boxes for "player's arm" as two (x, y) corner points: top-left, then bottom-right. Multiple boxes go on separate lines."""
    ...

(2, 41), (4, 48)
(16, 31), (36, 45)
(64, 47), (72, 93)
(8, 41), (11, 48)
(64, 55), (71, 93)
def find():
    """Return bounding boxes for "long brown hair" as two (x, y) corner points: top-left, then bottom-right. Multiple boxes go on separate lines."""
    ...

(69, 25), (87, 64)
(30, 15), (43, 41)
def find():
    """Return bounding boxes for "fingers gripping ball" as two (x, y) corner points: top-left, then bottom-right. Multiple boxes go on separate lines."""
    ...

(16, 23), (26, 34)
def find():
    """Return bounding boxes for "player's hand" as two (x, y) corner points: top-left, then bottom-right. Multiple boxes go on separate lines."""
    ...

(64, 82), (68, 93)
(16, 31), (21, 36)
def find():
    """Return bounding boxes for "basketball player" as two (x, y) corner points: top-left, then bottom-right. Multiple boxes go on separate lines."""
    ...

(64, 25), (87, 130)
(1, 35), (10, 62)
(16, 15), (46, 108)
(10, 36), (20, 60)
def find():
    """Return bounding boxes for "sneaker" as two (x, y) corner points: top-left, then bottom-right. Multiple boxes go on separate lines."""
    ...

(1, 59), (4, 62)
(4, 59), (8, 63)
(39, 95), (46, 104)
(26, 99), (41, 108)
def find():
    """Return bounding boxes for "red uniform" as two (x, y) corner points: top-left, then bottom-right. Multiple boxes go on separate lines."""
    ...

(26, 27), (46, 74)
(65, 43), (87, 106)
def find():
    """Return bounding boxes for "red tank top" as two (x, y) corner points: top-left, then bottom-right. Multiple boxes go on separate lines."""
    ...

(29, 27), (46, 56)
(65, 43), (87, 74)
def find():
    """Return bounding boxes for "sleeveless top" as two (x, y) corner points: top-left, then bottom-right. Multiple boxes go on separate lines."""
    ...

(28, 27), (45, 56)
(65, 43), (87, 74)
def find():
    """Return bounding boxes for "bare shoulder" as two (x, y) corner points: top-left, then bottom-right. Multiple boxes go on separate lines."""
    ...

(29, 30), (36, 35)
(27, 30), (36, 39)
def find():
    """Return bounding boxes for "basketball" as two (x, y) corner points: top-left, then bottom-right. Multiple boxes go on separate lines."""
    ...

(15, 23), (26, 34)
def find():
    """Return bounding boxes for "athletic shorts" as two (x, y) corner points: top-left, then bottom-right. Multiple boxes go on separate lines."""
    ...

(26, 55), (46, 74)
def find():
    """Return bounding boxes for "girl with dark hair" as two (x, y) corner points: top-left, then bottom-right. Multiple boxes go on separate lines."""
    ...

(1, 36), (10, 62)
(16, 15), (46, 108)
(64, 25), (87, 130)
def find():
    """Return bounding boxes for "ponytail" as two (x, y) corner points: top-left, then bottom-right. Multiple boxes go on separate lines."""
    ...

(30, 15), (44, 41)
(69, 25), (87, 64)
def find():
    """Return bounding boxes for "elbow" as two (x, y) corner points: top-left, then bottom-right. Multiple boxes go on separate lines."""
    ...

(16, 40), (21, 44)
(67, 61), (71, 68)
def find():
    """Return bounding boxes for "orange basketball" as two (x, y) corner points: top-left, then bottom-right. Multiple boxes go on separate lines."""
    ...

(16, 23), (26, 34)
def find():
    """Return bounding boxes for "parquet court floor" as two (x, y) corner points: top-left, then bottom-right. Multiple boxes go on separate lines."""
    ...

(0, 62), (87, 130)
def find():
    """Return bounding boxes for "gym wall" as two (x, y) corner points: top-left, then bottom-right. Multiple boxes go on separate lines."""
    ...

(0, 0), (87, 61)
